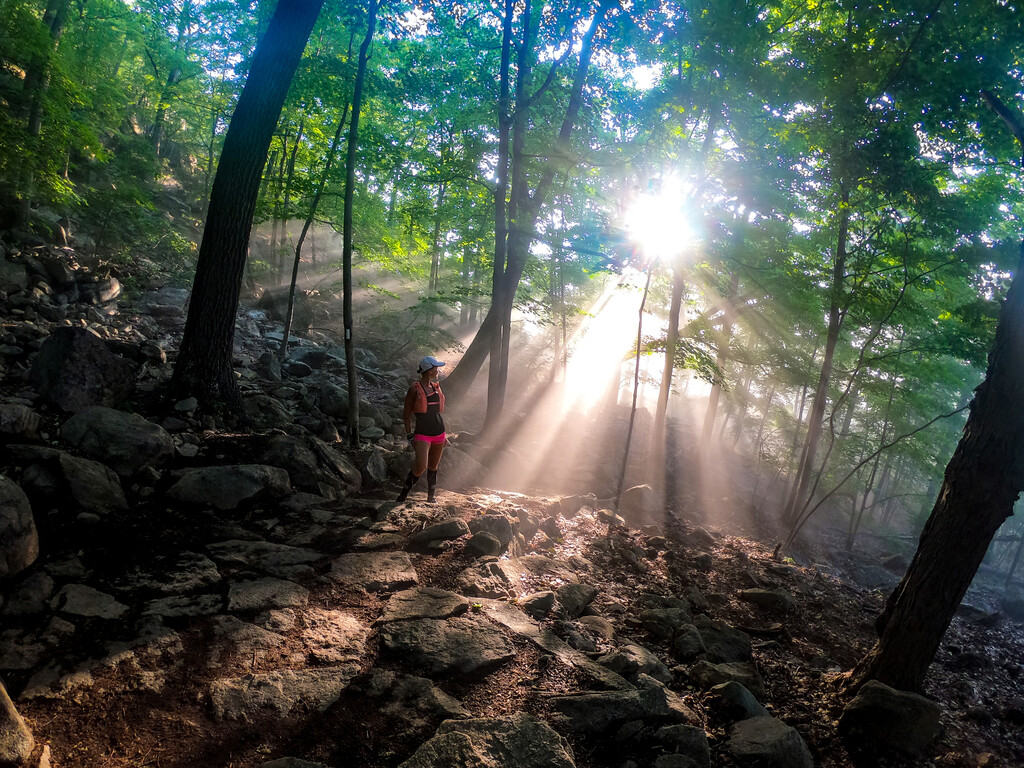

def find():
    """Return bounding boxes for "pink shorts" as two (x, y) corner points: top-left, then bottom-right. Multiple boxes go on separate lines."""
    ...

(414, 433), (446, 445)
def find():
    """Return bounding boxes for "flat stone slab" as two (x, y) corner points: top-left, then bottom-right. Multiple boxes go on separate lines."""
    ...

(210, 666), (361, 721)
(379, 615), (515, 677)
(548, 680), (689, 736)
(399, 712), (575, 768)
(51, 584), (128, 619)
(300, 610), (369, 665)
(329, 551), (418, 592)
(455, 558), (523, 598)
(688, 661), (766, 699)
(228, 578), (309, 612)
(380, 587), (470, 623)
(207, 540), (321, 579)
(481, 599), (632, 691)
(143, 594), (222, 618)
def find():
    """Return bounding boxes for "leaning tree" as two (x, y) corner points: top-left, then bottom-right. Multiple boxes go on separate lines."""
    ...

(172, 0), (325, 408)
(850, 91), (1024, 692)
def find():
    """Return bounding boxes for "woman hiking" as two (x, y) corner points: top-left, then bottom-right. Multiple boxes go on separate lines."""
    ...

(396, 356), (447, 503)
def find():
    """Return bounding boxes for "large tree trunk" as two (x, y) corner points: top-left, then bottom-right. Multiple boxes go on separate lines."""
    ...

(342, 0), (380, 447)
(849, 239), (1024, 692)
(172, 0), (325, 407)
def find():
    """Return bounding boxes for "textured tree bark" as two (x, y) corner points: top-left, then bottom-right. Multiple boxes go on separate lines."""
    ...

(850, 239), (1024, 692)
(172, 0), (325, 407)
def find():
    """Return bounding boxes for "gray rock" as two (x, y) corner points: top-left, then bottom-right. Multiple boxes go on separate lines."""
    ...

(838, 680), (941, 758)
(688, 661), (765, 699)
(207, 540), (320, 579)
(467, 531), (503, 557)
(598, 643), (672, 684)
(62, 406), (174, 475)
(60, 453), (128, 514)
(737, 588), (794, 613)
(455, 558), (521, 599)
(619, 484), (662, 526)
(0, 679), (34, 766)
(361, 446), (389, 486)
(299, 609), (369, 665)
(671, 625), (707, 661)
(227, 578), (309, 612)
(409, 518), (470, 549)
(549, 679), (690, 736)
(330, 551), (419, 592)
(654, 724), (711, 768)
(704, 681), (768, 723)
(0, 258), (29, 294)
(210, 667), (360, 721)
(0, 403), (41, 440)
(442, 445), (486, 490)
(640, 607), (693, 641)
(256, 435), (327, 492)
(379, 615), (516, 677)
(726, 716), (813, 768)
(380, 587), (470, 623)
(578, 615), (616, 640)
(693, 615), (751, 663)
(0, 477), (38, 579)
(319, 381), (348, 418)
(556, 583), (598, 619)
(520, 591), (556, 619)
(51, 584), (128, 619)
(361, 669), (468, 726)
(29, 326), (138, 411)
(468, 514), (517, 552)
(399, 712), (575, 768)
(168, 465), (291, 510)
(2, 570), (54, 616)
(208, 616), (286, 662)
(143, 594), (222, 618)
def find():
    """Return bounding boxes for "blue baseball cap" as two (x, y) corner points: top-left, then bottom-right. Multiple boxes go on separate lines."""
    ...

(418, 356), (446, 373)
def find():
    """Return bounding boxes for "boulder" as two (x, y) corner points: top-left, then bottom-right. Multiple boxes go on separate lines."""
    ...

(359, 669), (468, 727)
(206, 540), (320, 579)
(737, 588), (794, 613)
(442, 445), (486, 490)
(0, 258), (29, 294)
(0, 404), (41, 440)
(468, 515), (517, 553)
(0, 680), (34, 766)
(29, 326), (138, 411)
(671, 626), (707, 661)
(2, 570), (54, 616)
(704, 681), (768, 723)
(693, 615), (751, 663)
(227, 578), (309, 612)
(520, 591), (556, 619)
(60, 453), (128, 514)
(409, 518), (470, 550)
(0, 477), (38, 580)
(688, 661), (765, 700)
(379, 615), (516, 677)
(726, 716), (814, 768)
(62, 406), (174, 475)
(399, 712), (575, 768)
(556, 583), (598, 619)
(654, 724), (711, 768)
(466, 531), (503, 557)
(598, 643), (672, 684)
(619, 484), (662, 526)
(168, 465), (291, 510)
(640, 607), (693, 641)
(548, 678), (690, 736)
(838, 680), (941, 758)
(319, 381), (348, 418)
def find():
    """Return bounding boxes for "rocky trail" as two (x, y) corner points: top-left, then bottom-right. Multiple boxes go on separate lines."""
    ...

(1, 242), (1024, 768)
